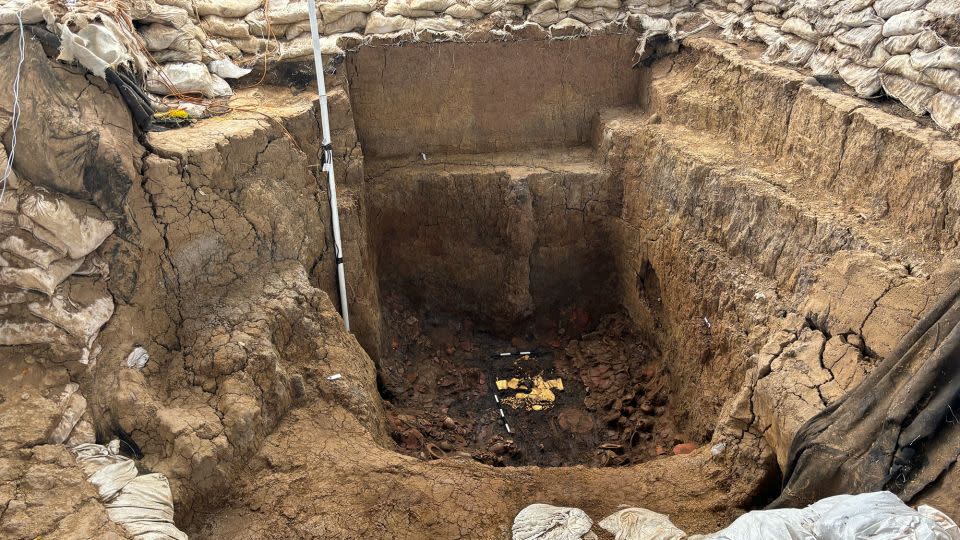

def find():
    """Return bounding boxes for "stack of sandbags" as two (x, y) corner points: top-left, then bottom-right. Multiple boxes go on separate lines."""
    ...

(0, 181), (115, 364)
(703, 0), (960, 132)
(74, 442), (189, 540)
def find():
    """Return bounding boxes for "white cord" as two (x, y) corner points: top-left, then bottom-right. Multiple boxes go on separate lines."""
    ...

(0, 9), (25, 205)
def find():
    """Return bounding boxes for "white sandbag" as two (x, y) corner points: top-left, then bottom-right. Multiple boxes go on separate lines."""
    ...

(365, 11), (417, 33)
(930, 92), (960, 129)
(752, 2), (783, 13)
(0, 290), (29, 306)
(700, 508), (812, 539)
(200, 15), (251, 38)
(754, 22), (785, 45)
(809, 492), (960, 540)
(874, 0), (929, 17)
(530, 9), (562, 25)
(469, 0), (510, 12)
(0, 233), (62, 269)
(835, 6), (883, 28)
(146, 62), (233, 98)
(74, 443), (139, 501)
(208, 57), (251, 79)
(74, 443), (188, 540)
(917, 29), (944, 51)
(106, 474), (188, 540)
(139, 23), (185, 51)
(781, 17), (819, 40)
(599, 508), (686, 540)
(0, 258), (84, 295)
(18, 188), (115, 260)
(152, 44), (204, 64)
(126, 346), (150, 369)
(569, 6), (618, 23)
(921, 67), (960, 93)
(261, 1), (309, 23)
(836, 24), (884, 53)
(839, 61), (883, 95)
(925, 0), (960, 16)
(0, 0), (52, 24)
(884, 33), (921, 54)
(882, 9), (934, 37)
(49, 385), (86, 445)
(130, 1), (192, 26)
(278, 34), (342, 60)
(867, 41), (893, 67)
(325, 10), (368, 33)
(28, 295), (114, 342)
(321, 0), (379, 22)
(911, 47), (960, 70)
(882, 54), (923, 78)
(0, 321), (66, 345)
(754, 12), (786, 28)
(918, 505), (960, 538)
(414, 15), (464, 31)
(194, 0), (261, 17)
(808, 50), (843, 75)
(766, 35), (817, 65)
(550, 17), (588, 37)
(529, 0), (558, 16)
(446, 3), (485, 18)
(57, 22), (134, 78)
(881, 73), (938, 114)
(578, 0), (620, 7)
(513, 504), (595, 540)
(386, 0), (456, 16)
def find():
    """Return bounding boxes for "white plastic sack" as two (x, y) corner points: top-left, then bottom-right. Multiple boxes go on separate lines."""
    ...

(73, 443), (188, 540)
(698, 492), (960, 540)
(782, 17), (819, 41)
(809, 492), (960, 540)
(0, 257), (84, 295)
(882, 73), (938, 115)
(926, 0), (960, 16)
(18, 188), (115, 260)
(839, 61), (883, 96)
(48, 386), (87, 445)
(0, 0), (53, 24)
(146, 62), (233, 98)
(0, 233), (62, 269)
(930, 92), (960, 129)
(599, 508), (687, 540)
(365, 12), (417, 33)
(922, 68), (960, 94)
(513, 504), (596, 540)
(58, 22), (134, 79)
(0, 321), (65, 346)
(27, 295), (113, 342)
(200, 15), (251, 39)
(126, 346), (150, 369)
(836, 6), (883, 28)
(882, 9), (934, 37)
(836, 24), (883, 53)
(208, 57), (251, 79)
(874, 0), (930, 18)
(911, 47), (960, 71)
(194, 0), (261, 17)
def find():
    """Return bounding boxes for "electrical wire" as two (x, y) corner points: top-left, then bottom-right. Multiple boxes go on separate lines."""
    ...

(0, 8), (25, 205)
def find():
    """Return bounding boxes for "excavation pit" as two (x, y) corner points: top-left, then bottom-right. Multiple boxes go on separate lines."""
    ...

(340, 38), (700, 467)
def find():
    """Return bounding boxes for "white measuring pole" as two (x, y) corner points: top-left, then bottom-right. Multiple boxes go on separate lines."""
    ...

(307, 0), (350, 331)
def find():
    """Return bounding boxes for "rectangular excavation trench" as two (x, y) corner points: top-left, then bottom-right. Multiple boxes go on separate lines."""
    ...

(340, 36), (703, 467)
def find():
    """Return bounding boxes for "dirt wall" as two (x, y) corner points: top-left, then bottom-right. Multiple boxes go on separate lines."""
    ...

(345, 35), (643, 158)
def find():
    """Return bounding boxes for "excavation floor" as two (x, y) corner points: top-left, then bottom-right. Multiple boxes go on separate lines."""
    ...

(378, 294), (689, 467)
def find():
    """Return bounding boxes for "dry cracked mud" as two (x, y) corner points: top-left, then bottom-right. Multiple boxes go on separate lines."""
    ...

(3, 29), (960, 540)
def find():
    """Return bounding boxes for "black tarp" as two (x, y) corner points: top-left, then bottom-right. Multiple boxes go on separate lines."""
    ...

(771, 278), (960, 508)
